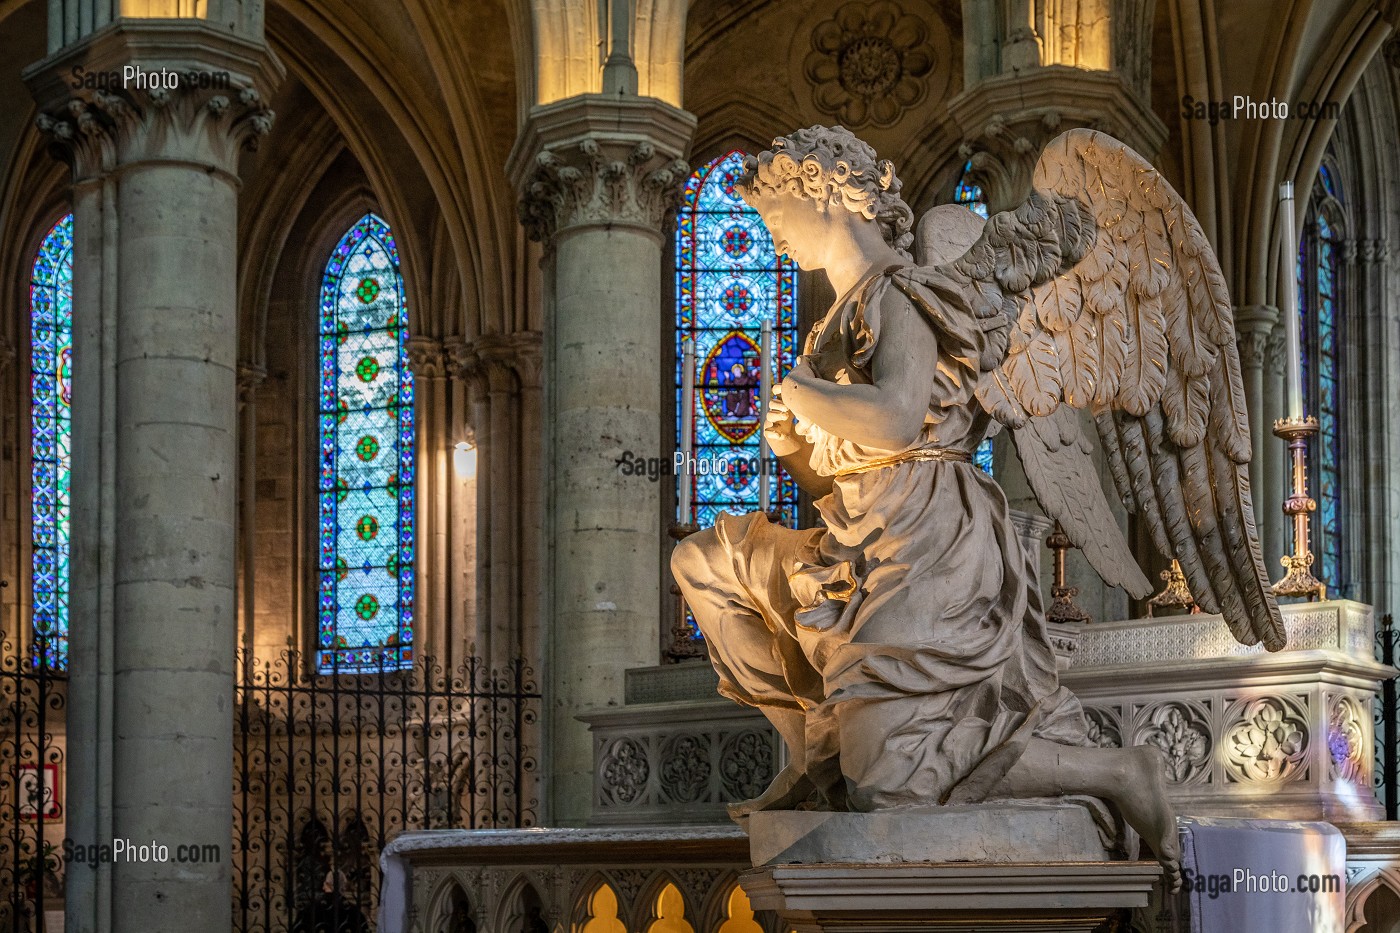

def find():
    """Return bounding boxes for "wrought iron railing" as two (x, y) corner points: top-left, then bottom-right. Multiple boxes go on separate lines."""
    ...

(0, 641), (65, 933)
(234, 649), (541, 933)
(1376, 614), (1397, 820)
(0, 645), (541, 933)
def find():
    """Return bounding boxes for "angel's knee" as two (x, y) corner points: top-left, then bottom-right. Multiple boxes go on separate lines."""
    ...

(670, 528), (721, 591)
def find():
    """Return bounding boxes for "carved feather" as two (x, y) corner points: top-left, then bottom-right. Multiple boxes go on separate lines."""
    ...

(928, 128), (1285, 650)
(1013, 408), (1151, 598)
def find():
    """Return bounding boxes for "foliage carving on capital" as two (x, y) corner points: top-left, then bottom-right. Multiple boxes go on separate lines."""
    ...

(405, 336), (447, 379)
(518, 138), (691, 242)
(34, 84), (274, 180)
(957, 111), (1065, 215)
(508, 332), (543, 390)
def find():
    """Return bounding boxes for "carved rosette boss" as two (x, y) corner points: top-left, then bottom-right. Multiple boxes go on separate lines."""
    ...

(804, 2), (933, 128)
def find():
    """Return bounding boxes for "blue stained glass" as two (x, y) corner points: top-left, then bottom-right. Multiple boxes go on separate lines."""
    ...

(317, 213), (414, 673)
(1318, 164), (1337, 199)
(31, 214), (72, 669)
(1297, 186), (1342, 595)
(974, 439), (994, 475)
(677, 152), (799, 530)
(954, 160), (989, 220)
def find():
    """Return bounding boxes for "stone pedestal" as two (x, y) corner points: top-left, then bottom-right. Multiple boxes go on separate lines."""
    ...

(1064, 600), (1391, 822)
(741, 807), (1159, 933)
(741, 863), (1162, 933)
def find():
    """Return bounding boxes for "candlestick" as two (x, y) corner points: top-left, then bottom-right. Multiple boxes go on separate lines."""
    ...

(758, 320), (772, 514)
(679, 338), (696, 526)
(1278, 182), (1304, 421)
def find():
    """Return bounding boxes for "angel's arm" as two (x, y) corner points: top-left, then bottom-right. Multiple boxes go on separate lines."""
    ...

(763, 393), (834, 499)
(781, 286), (937, 451)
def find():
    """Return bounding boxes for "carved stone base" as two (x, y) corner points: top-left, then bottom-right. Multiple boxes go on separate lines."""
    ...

(1066, 600), (1391, 821)
(741, 862), (1160, 933)
(742, 807), (1154, 933)
(747, 804), (1115, 867)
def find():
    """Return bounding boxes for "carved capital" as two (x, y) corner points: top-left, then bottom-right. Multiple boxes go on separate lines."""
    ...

(236, 362), (266, 407)
(1234, 305), (1279, 374)
(23, 22), (283, 181)
(948, 69), (1167, 213)
(450, 335), (520, 395)
(508, 331), (543, 390)
(507, 95), (696, 243)
(405, 336), (447, 379)
(1360, 238), (1389, 266)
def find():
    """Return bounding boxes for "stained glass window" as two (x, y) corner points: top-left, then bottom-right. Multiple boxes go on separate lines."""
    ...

(1298, 171), (1344, 595)
(318, 213), (414, 673)
(31, 215), (73, 669)
(954, 159), (989, 220)
(676, 152), (798, 528)
(953, 161), (994, 474)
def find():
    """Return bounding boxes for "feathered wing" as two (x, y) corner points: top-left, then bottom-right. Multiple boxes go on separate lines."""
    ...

(1012, 406), (1151, 597)
(940, 128), (1284, 650)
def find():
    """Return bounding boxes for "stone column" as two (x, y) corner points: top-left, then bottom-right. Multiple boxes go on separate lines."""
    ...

(406, 337), (450, 663)
(1235, 305), (1282, 568)
(508, 95), (694, 824)
(237, 363), (265, 655)
(24, 22), (281, 933)
(509, 332), (544, 668)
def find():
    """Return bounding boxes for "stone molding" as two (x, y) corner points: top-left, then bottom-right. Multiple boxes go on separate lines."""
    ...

(947, 67), (1168, 213)
(507, 95), (696, 243)
(741, 862), (1160, 933)
(23, 21), (283, 180)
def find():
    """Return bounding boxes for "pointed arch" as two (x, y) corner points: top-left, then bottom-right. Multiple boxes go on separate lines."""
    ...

(317, 213), (416, 673)
(29, 213), (72, 669)
(1298, 156), (1349, 595)
(644, 882), (694, 933)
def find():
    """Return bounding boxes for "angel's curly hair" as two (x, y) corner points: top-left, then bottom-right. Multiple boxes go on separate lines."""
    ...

(737, 126), (915, 257)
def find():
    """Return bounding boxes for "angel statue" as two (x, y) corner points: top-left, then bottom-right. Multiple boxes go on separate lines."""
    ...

(671, 125), (1286, 888)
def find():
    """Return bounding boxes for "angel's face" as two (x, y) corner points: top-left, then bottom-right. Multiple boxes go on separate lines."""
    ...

(747, 191), (833, 269)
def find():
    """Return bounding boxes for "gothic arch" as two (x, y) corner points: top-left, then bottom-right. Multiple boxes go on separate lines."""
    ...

(425, 873), (479, 933)
(1346, 867), (1400, 932)
(494, 873), (555, 933)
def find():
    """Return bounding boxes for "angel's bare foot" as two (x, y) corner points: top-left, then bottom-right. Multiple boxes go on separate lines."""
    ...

(727, 764), (817, 820)
(1115, 746), (1181, 892)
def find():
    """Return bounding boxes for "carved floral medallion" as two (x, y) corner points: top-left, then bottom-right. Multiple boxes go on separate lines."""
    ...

(804, 2), (933, 128)
(1224, 696), (1308, 783)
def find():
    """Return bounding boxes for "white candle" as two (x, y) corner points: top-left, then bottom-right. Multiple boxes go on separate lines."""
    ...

(1278, 181), (1304, 421)
(679, 339), (696, 525)
(758, 320), (772, 513)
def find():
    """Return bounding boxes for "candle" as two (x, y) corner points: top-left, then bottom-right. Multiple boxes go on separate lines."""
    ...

(1278, 181), (1304, 421)
(679, 339), (696, 525)
(758, 320), (772, 513)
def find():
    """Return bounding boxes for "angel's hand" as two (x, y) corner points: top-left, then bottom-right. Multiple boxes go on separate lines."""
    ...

(779, 357), (823, 424)
(763, 389), (803, 458)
